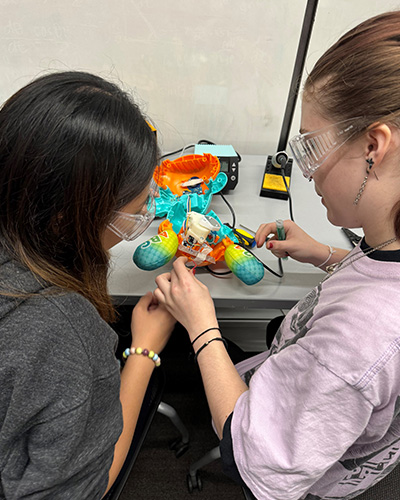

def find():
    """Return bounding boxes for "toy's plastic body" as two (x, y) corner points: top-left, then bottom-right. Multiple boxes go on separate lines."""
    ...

(133, 154), (264, 285)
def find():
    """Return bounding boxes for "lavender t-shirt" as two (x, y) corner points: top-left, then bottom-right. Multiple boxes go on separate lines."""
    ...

(224, 243), (400, 500)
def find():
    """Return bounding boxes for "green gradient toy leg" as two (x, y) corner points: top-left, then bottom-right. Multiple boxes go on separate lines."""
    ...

(133, 229), (179, 271)
(224, 244), (264, 285)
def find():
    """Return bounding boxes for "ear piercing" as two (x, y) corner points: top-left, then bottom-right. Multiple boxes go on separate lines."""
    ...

(353, 157), (374, 205)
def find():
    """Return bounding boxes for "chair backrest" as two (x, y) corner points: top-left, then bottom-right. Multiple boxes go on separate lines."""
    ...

(104, 367), (166, 500)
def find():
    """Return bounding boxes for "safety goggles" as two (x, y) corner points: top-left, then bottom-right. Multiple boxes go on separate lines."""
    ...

(288, 118), (362, 180)
(108, 179), (159, 241)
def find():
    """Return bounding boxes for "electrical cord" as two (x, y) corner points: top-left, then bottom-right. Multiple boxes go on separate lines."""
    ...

(217, 192), (236, 228)
(234, 231), (284, 278)
(277, 156), (295, 223)
(204, 266), (232, 276)
(275, 156), (294, 275)
(204, 240), (284, 279)
(210, 191), (284, 279)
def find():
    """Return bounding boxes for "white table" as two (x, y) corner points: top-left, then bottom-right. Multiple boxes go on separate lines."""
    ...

(108, 155), (358, 350)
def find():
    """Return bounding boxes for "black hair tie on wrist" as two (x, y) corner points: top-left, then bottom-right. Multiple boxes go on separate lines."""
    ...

(194, 337), (228, 363)
(191, 327), (221, 347)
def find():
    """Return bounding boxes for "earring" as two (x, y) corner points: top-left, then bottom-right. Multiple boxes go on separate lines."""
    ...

(353, 158), (374, 205)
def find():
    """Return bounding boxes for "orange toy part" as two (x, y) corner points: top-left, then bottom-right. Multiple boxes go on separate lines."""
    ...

(153, 154), (220, 196)
(158, 220), (174, 233)
(174, 236), (235, 266)
(157, 219), (233, 266)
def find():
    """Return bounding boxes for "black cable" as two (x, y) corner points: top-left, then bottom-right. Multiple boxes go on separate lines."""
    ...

(282, 172), (295, 222)
(218, 192), (236, 228)
(216, 189), (284, 278)
(204, 228), (284, 278)
(243, 245), (284, 278)
(197, 139), (215, 145)
(205, 243), (284, 279)
(204, 266), (232, 276)
(277, 157), (295, 222)
(232, 231), (283, 277)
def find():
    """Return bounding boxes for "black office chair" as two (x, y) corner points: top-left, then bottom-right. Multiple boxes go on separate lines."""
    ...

(187, 444), (256, 498)
(241, 485), (257, 500)
(104, 364), (191, 500)
(186, 445), (220, 492)
(104, 367), (166, 500)
(157, 400), (190, 457)
(187, 442), (400, 499)
(353, 463), (400, 500)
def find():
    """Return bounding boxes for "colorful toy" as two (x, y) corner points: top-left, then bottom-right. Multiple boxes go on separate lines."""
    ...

(133, 154), (264, 285)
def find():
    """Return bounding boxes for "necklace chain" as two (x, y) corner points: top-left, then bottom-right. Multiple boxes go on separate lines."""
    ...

(325, 237), (397, 275)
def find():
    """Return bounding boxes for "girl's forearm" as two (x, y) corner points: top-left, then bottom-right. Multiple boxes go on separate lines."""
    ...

(104, 356), (154, 495)
(195, 340), (248, 438)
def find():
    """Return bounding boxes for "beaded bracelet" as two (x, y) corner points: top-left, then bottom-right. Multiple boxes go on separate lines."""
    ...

(194, 337), (228, 363)
(191, 327), (222, 347)
(123, 347), (161, 367)
(318, 245), (336, 269)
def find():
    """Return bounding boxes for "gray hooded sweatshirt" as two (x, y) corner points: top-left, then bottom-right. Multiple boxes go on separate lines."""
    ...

(0, 246), (122, 499)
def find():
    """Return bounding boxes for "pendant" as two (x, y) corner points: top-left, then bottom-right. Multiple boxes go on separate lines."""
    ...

(326, 262), (341, 274)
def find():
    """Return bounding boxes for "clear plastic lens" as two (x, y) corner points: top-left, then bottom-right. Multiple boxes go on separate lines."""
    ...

(109, 211), (154, 241)
(108, 179), (158, 241)
(289, 118), (360, 179)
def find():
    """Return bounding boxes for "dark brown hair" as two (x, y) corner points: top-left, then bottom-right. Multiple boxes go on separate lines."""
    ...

(0, 71), (158, 322)
(304, 11), (400, 237)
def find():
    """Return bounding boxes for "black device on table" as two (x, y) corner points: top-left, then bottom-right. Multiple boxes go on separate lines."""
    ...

(194, 144), (240, 193)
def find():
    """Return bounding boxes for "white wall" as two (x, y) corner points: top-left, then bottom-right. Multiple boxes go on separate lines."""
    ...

(1, 0), (400, 156)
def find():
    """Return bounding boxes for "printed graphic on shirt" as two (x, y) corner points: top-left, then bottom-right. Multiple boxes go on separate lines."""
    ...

(306, 436), (400, 500)
(394, 395), (400, 419)
(331, 438), (400, 498)
(242, 366), (257, 386)
(241, 283), (322, 385)
(301, 410), (400, 499)
(270, 283), (322, 356)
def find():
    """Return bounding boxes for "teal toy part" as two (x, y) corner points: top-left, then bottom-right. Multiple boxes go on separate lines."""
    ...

(206, 210), (237, 243)
(211, 172), (228, 193)
(154, 172), (228, 219)
(167, 201), (189, 234)
(154, 186), (178, 218)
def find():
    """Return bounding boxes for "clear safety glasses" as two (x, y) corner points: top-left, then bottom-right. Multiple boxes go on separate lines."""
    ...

(108, 179), (159, 242)
(288, 118), (362, 180)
